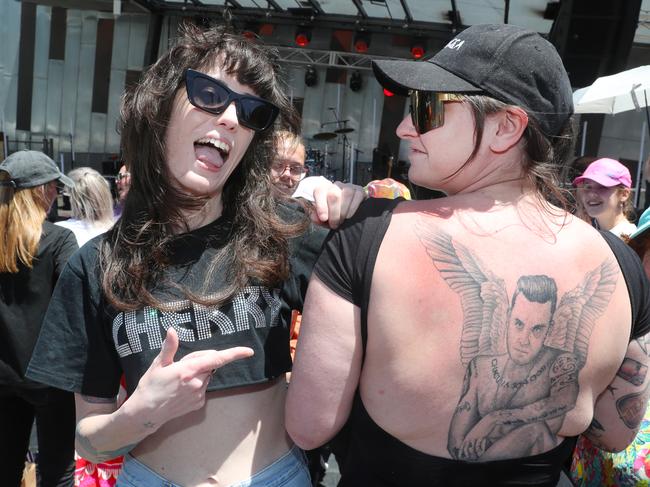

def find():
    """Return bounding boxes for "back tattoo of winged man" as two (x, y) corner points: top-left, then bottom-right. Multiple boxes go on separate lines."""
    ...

(414, 220), (618, 462)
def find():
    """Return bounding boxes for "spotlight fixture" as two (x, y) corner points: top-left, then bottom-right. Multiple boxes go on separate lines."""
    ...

(295, 28), (312, 47)
(353, 32), (370, 53)
(410, 41), (425, 60)
(349, 71), (362, 92)
(241, 22), (260, 40)
(305, 66), (318, 87)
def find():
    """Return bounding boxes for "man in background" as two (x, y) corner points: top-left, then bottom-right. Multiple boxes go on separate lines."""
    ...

(270, 131), (308, 196)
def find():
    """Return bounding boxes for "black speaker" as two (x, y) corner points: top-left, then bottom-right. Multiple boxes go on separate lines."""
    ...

(549, 0), (642, 87)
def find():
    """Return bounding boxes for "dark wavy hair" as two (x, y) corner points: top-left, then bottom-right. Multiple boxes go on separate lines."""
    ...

(101, 22), (306, 311)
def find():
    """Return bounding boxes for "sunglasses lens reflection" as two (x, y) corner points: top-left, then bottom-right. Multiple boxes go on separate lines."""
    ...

(410, 92), (436, 134)
(239, 98), (276, 132)
(192, 77), (229, 112)
(186, 70), (279, 132)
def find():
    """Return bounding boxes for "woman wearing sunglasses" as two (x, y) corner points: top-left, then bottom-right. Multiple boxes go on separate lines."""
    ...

(287, 24), (650, 486)
(26, 23), (329, 487)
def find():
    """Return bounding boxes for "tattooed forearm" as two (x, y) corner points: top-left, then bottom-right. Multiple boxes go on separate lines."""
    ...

(498, 399), (571, 428)
(617, 358), (648, 386)
(584, 418), (607, 448)
(586, 417), (605, 437)
(617, 390), (650, 428)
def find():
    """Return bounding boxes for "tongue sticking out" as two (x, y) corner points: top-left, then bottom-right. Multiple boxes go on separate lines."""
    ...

(195, 144), (225, 169)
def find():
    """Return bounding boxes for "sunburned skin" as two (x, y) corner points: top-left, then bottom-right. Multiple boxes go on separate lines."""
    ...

(414, 218), (618, 461)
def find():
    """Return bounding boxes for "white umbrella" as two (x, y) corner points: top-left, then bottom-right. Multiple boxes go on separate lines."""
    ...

(573, 65), (650, 115)
(572, 65), (650, 207)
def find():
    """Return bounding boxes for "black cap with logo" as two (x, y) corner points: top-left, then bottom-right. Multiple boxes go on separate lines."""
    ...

(372, 24), (574, 136)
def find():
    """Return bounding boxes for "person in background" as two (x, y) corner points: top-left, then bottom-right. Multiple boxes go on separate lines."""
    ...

(0, 150), (78, 486)
(55, 167), (115, 247)
(286, 23), (650, 486)
(573, 157), (637, 238)
(114, 164), (130, 218)
(630, 207), (650, 275)
(271, 130), (308, 197)
(270, 130), (337, 487)
(571, 207), (650, 485)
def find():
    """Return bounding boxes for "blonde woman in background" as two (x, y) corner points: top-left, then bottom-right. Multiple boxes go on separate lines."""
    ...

(56, 167), (115, 247)
(0, 151), (78, 486)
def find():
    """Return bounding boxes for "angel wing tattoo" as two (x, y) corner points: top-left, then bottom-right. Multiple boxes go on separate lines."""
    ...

(414, 220), (618, 462)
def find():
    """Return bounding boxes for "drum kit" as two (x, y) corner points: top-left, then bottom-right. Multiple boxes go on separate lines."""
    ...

(307, 111), (356, 181)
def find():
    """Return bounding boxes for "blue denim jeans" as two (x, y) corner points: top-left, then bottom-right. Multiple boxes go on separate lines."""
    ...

(117, 446), (311, 487)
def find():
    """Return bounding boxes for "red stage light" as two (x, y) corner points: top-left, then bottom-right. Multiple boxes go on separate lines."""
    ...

(383, 88), (394, 97)
(353, 32), (370, 53)
(295, 30), (311, 47)
(354, 38), (369, 53)
(411, 44), (425, 59)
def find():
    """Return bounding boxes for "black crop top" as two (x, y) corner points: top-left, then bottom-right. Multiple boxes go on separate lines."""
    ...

(314, 198), (650, 486)
(27, 207), (327, 398)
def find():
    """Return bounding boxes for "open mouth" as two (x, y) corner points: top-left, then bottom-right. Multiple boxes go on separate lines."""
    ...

(194, 137), (231, 169)
(584, 200), (603, 212)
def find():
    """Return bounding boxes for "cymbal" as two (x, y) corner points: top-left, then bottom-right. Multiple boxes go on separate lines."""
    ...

(313, 132), (337, 140)
(334, 127), (355, 134)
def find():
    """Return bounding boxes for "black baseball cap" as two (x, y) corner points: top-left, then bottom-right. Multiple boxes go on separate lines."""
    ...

(0, 150), (74, 189)
(372, 24), (573, 136)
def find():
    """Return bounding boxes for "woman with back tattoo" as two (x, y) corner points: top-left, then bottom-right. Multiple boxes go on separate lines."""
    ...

(286, 24), (650, 486)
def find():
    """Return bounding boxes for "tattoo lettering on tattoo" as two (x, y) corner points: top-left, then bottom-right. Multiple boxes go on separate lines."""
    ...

(617, 358), (648, 386)
(414, 224), (617, 462)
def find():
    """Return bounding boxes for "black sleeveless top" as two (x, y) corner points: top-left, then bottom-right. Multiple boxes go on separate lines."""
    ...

(314, 198), (650, 487)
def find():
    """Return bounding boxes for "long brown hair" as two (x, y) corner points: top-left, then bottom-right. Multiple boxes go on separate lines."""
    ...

(0, 172), (50, 272)
(101, 22), (305, 311)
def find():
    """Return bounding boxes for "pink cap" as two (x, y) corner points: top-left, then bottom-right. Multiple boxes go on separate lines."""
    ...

(572, 158), (632, 188)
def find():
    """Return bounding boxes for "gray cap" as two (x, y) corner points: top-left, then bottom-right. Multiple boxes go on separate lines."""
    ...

(0, 150), (74, 189)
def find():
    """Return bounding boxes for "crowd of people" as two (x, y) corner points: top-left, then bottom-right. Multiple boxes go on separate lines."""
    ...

(2, 19), (650, 487)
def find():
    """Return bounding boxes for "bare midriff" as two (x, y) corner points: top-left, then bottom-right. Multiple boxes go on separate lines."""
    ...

(131, 378), (292, 487)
